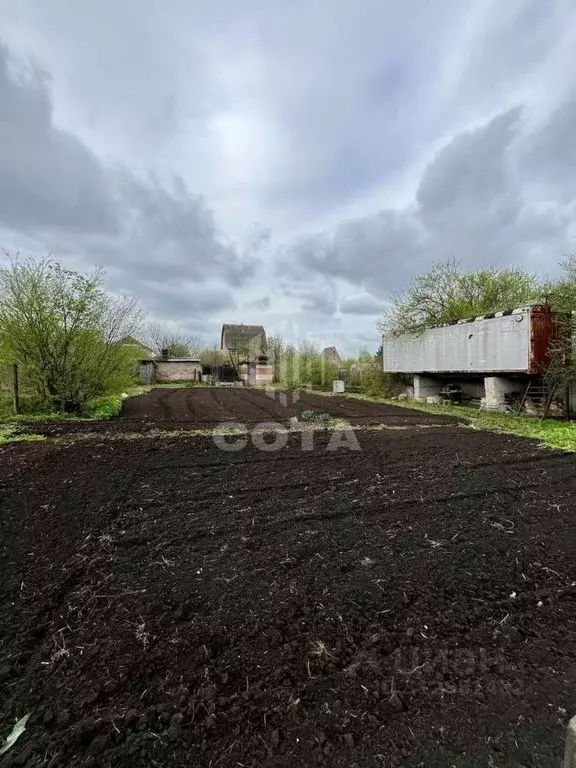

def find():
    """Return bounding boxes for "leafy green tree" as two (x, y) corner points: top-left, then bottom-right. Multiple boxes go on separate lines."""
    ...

(277, 342), (339, 389)
(357, 347), (375, 362)
(544, 255), (576, 312)
(540, 255), (576, 393)
(379, 256), (540, 335)
(266, 333), (286, 382)
(278, 345), (298, 388)
(0, 255), (144, 412)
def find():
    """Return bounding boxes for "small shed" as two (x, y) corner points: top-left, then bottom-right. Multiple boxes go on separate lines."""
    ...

(139, 357), (202, 384)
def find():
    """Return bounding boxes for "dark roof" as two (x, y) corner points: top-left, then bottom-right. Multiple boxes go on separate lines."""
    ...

(221, 324), (267, 353)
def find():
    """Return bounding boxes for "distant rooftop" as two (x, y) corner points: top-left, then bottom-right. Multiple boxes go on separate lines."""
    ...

(321, 346), (343, 364)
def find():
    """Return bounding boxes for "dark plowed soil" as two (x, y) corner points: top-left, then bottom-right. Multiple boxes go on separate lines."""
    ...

(17, 387), (460, 437)
(1, 411), (575, 767)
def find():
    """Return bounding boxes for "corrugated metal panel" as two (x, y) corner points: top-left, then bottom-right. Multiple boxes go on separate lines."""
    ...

(382, 310), (532, 373)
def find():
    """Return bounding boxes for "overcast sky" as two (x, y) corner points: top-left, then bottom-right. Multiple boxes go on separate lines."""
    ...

(1, 0), (575, 356)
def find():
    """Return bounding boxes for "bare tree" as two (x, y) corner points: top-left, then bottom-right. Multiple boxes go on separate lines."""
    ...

(199, 346), (227, 366)
(145, 323), (202, 358)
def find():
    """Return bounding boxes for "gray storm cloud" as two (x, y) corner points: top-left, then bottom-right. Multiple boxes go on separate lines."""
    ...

(1, 0), (576, 353)
(281, 103), (575, 299)
(0, 42), (258, 331)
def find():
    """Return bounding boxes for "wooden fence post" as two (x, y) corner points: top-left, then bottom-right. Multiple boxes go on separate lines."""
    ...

(12, 362), (19, 415)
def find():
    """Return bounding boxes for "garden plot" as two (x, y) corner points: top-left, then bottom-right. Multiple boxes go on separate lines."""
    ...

(16, 387), (459, 438)
(0, 406), (575, 766)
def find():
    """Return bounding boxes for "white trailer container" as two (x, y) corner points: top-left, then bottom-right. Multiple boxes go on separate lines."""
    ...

(382, 306), (561, 375)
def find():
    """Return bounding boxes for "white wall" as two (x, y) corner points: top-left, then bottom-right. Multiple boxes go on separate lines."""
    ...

(155, 361), (202, 382)
(383, 310), (531, 373)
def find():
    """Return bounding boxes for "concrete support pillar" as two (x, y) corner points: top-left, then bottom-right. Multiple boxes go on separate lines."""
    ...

(565, 716), (576, 768)
(413, 375), (442, 402)
(484, 376), (522, 411)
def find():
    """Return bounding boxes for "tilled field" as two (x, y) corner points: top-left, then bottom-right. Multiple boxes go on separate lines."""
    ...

(118, 386), (457, 426)
(1, 391), (575, 767)
(18, 387), (460, 437)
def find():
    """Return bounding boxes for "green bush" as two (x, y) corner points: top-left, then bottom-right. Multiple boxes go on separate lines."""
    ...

(86, 395), (125, 419)
(361, 368), (386, 397)
(0, 256), (143, 414)
(299, 410), (332, 424)
(0, 389), (50, 420)
(361, 368), (410, 398)
(278, 344), (339, 389)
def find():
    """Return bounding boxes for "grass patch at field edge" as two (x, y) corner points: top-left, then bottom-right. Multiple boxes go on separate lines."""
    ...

(347, 393), (576, 452)
(0, 427), (46, 445)
(85, 387), (147, 420)
(0, 386), (149, 423)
